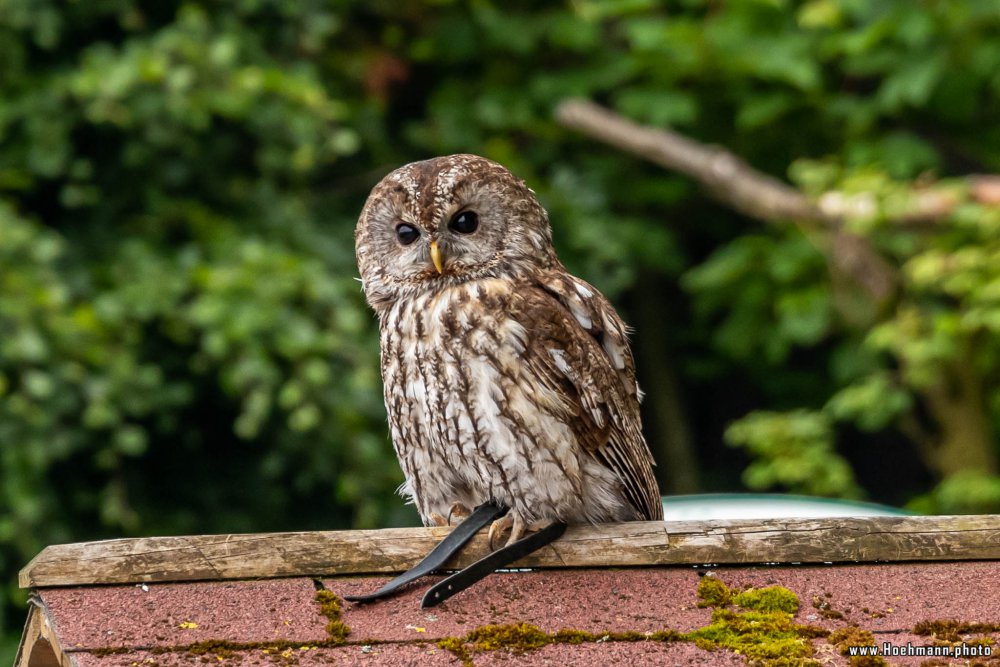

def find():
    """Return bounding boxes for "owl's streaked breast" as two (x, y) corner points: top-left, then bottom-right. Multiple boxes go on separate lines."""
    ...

(379, 279), (628, 526)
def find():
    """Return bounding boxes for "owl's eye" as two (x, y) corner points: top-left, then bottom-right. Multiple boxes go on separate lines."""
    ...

(448, 211), (479, 234)
(396, 223), (420, 246)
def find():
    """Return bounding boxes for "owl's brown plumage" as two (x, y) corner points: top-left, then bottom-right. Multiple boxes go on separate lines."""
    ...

(355, 154), (662, 538)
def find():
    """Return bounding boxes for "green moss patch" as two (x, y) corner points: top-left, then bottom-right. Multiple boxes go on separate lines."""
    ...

(827, 627), (888, 667)
(437, 576), (827, 666)
(465, 622), (551, 652)
(314, 589), (350, 643)
(437, 635), (474, 666)
(696, 574), (733, 607)
(732, 585), (800, 614)
(688, 577), (826, 666)
(436, 622), (685, 664)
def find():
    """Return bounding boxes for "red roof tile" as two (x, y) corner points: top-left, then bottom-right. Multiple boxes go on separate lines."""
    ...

(21, 562), (1000, 666)
(41, 579), (328, 650)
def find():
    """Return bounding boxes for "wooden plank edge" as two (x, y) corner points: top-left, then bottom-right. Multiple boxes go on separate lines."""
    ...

(19, 514), (1000, 589)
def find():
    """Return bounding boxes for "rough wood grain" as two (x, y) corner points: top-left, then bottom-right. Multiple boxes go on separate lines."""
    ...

(20, 515), (1000, 589)
(15, 604), (70, 667)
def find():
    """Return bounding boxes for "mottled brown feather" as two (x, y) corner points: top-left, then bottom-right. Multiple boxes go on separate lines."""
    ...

(512, 283), (663, 521)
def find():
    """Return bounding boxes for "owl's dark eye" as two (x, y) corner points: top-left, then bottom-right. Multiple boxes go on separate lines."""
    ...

(396, 223), (420, 246)
(448, 211), (479, 234)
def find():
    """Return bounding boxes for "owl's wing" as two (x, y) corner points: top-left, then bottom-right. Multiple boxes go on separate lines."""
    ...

(538, 272), (641, 403)
(514, 275), (663, 521)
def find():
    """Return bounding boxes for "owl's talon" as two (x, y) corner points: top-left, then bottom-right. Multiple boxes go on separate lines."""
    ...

(488, 514), (512, 550)
(506, 513), (528, 547)
(429, 513), (449, 527)
(447, 502), (473, 525)
(488, 513), (551, 549)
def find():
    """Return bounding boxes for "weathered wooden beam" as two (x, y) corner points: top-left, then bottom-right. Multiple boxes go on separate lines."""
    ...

(20, 515), (1000, 589)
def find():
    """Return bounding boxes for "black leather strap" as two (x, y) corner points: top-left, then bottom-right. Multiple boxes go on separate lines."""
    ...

(421, 521), (567, 608)
(344, 502), (507, 603)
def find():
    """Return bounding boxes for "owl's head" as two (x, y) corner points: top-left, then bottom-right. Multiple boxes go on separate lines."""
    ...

(355, 154), (557, 311)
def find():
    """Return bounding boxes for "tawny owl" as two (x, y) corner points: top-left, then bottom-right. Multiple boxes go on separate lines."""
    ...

(355, 154), (663, 545)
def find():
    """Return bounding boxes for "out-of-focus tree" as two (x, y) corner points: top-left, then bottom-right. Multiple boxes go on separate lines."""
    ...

(3, 0), (1000, 657)
(0, 2), (395, 650)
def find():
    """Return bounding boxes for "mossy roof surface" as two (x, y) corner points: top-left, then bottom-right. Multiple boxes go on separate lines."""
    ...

(36, 561), (1000, 666)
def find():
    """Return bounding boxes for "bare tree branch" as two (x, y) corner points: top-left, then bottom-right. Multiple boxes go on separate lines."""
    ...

(555, 99), (1000, 226)
(556, 98), (823, 223)
(970, 175), (1000, 205)
(555, 98), (899, 304)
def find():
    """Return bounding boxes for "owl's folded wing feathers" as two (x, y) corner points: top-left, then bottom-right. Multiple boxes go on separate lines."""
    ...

(513, 277), (663, 521)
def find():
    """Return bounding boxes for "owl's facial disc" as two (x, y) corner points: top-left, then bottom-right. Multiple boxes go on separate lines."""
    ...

(356, 154), (558, 309)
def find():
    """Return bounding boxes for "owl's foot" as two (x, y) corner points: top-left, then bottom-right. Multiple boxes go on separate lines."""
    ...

(428, 502), (473, 528)
(488, 514), (516, 548)
(448, 502), (472, 524)
(488, 512), (554, 549)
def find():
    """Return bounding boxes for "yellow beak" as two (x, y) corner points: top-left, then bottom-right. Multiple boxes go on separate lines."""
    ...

(429, 240), (444, 274)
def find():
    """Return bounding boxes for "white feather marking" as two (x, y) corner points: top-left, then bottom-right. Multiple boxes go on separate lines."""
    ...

(508, 323), (528, 354)
(601, 313), (627, 370)
(405, 376), (425, 401)
(605, 342), (626, 371)
(548, 348), (571, 375)
(567, 299), (592, 330)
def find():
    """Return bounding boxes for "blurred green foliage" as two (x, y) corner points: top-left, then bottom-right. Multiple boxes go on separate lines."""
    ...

(3, 0), (1000, 657)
